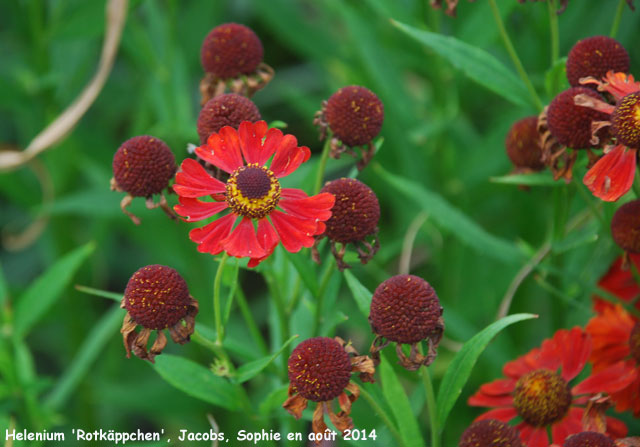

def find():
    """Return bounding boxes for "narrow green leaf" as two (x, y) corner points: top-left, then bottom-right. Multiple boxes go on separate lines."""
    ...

(379, 359), (424, 447)
(436, 313), (538, 432)
(234, 335), (298, 384)
(284, 250), (319, 297)
(14, 242), (95, 338)
(343, 270), (372, 318)
(153, 354), (243, 411)
(490, 172), (560, 187)
(75, 284), (122, 302)
(391, 20), (531, 107)
(375, 164), (523, 263)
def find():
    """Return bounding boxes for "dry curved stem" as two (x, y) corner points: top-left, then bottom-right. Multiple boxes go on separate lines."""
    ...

(0, 0), (128, 173)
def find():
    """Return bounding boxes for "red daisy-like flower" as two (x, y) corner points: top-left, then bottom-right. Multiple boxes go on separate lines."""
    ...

(592, 254), (640, 314)
(468, 327), (637, 447)
(173, 121), (335, 267)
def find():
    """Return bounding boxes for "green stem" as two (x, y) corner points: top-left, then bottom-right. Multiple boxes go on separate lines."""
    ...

(313, 137), (332, 194)
(263, 266), (289, 374)
(214, 253), (229, 344)
(547, 0), (559, 66)
(572, 176), (605, 227)
(421, 366), (439, 447)
(235, 286), (269, 356)
(313, 257), (336, 334)
(359, 387), (404, 446)
(488, 0), (543, 111)
(610, 0), (626, 38)
(633, 167), (640, 198)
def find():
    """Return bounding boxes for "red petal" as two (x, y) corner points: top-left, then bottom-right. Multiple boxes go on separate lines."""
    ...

(197, 126), (244, 173)
(247, 219), (280, 268)
(527, 427), (550, 447)
(270, 134), (311, 178)
(189, 214), (237, 255)
(174, 197), (228, 222)
(259, 128), (284, 166)
(279, 192), (335, 222)
(503, 349), (540, 378)
(173, 159), (226, 198)
(551, 408), (583, 445)
(474, 407), (518, 422)
(281, 188), (309, 200)
(238, 121), (268, 165)
(606, 415), (628, 438)
(221, 217), (266, 259)
(269, 210), (317, 253)
(467, 392), (514, 407)
(572, 360), (637, 395)
(583, 145), (636, 202)
(556, 327), (590, 381)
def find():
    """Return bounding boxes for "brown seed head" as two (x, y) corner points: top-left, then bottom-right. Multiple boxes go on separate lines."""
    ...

(563, 432), (615, 447)
(197, 94), (260, 144)
(505, 116), (545, 170)
(320, 178), (379, 244)
(611, 92), (640, 148)
(566, 36), (630, 87)
(547, 87), (609, 149)
(287, 337), (352, 402)
(513, 369), (572, 427)
(112, 136), (176, 197)
(611, 199), (640, 253)
(369, 275), (442, 344)
(459, 419), (523, 447)
(630, 322), (640, 363)
(200, 23), (263, 78)
(325, 86), (384, 147)
(124, 265), (191, 330)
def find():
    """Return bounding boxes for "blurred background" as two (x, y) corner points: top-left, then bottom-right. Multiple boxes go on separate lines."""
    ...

(1, 0), (639, 445)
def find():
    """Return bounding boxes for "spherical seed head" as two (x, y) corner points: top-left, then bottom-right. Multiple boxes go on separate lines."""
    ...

(611, 199), (640, 253)
(630, 322), (640, 363)
(513, 369), (572, 427)
(563, 432), (615, 447)
(369, 275), (442, 344)
(320, 178), (380, 244)
(197, 94), (261, 144)
(547, 87), (609, 149)
(200, 23), (263, 78)
(566, 36), (630, 87)
(325, 85), (384, 147)
(611, 92), (640, 148)
(505, 116), (545, 170)
(287, 337), (352, 402)
(112, 136), (176, 197)
(124, 265), (191, 330)
(459, 419), (523, 447)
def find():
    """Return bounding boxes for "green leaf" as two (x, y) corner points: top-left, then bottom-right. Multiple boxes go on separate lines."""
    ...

(0, 263), (8, 307)
(153, 354), (243, 411)
(490, 172), (561, 187)
(379, 359), (424, 447)
(344, 270), (372, 318)
(74, 285), (122, 302)
(436, 313), (538, 432)
(13, 242), (95, 338)
(234, 335), (298, 384)
(259, 385), (289, 416)
(374, 164), (523, 264)
(391, 20), (531, 107)
(284, 250), (319, 297)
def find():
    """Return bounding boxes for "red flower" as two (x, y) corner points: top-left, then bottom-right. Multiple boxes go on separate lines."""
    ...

(468, 327), (636, 447)
(173, 121), (335, 267)
(592, 254), (640, 314)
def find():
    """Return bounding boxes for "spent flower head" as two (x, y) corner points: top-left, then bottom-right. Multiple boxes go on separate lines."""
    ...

(197, 94), (260, 144)
(566, 36), (629, 88)
(505, 116), (545, 172)
(459, 419), (523, 447)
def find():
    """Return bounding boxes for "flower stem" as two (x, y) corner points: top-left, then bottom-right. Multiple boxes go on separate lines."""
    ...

(359, 386), (404, 446)
(313, 257), (336, 334)
(488, 0), (543, 111)
(610, 0), (626, 38)
(235, 286), (269, 355)
(421, 366), (440, 447)
(313, 137), (332, 194)
(547, 0), (559, 66)
(213, 253), (229, 344)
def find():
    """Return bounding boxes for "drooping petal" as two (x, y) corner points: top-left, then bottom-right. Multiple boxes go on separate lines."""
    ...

(174, 197), (228, 222)
(572, 360), (637, 395)
(221, 217), (266, 259)
(594, 253), (640, 313)
(270, 134), (311, 178)
(555, 327), (591, 381)
(196, 127), (244, 173)
(551, 408), (583, 445)
(279, 192), (335, 221)
(189, 213), (237, 255)
(583, 145), (636, 202)
(269, 210), (317, 253)
(281, 188), (309, 200)
(525, 427), (550, 447)
(247, 219), (280, 268)
(238, 120), (268, 165)
(173, 158), (226, 198)
(474, 407), (518, 422)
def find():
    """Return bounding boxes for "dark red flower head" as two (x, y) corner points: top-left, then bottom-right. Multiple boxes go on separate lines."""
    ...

(369, 275), (442, 344)
(505, 116), (544, 170)
(325, 86), (384, 147)
(611, 92), (640, 148)
(112, 136), (176, 197)
(200, 23), (263, 79)
(287, 337), (352, 402)
(547, 87), (609, 149)
(563, 432), (615, 447)
(611, 199), (640, 253)
(320, 178), (380, 244)
(566, 36), (630, 87)
(197, 94), (261, 144)
(459, 419), (523, 447)
(124, 265), (191, 330)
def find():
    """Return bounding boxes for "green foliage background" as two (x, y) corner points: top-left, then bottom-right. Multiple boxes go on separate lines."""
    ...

(1, 0), (639, 445)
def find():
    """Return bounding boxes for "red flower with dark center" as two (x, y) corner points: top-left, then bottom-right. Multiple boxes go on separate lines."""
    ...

(459, 419), (523, 447)
(563, 432), (615, 447)
(110, 135), (177, 224)
(611, 199), (640, 254)
(283, 337), (375, 440)
(566, 36), (629, 88)
(586, 304), (640, 417)
(200, 23), (263, 79)
(120, 265), (198, 363)
(469, 327), (636, 447)
(505, 116), (545, 171)
(197, 94), (260, 144)
(173, 121), (335, 267)
(592, 253), (640, 314)
(368, 275), (444, 370)
(312, 178), (380, 270)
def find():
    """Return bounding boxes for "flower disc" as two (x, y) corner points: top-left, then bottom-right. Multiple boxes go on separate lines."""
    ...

(563, 431), (615, 447)
(197, 94), (260, 144)
(459, 419), (522, 447)
(611, 92), (640, 148)
(513, 369), (572, 427)
(200, 23), (263, 78)
(325, 85), (384, 147)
